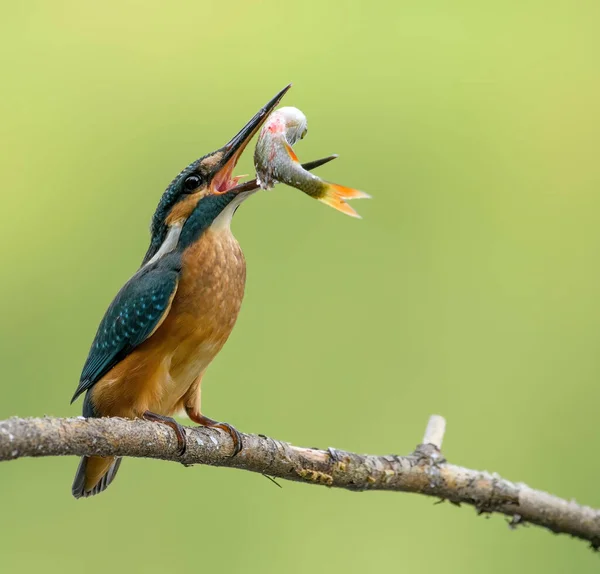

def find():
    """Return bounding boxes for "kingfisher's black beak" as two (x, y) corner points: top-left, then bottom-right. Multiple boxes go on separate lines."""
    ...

(209, 84), (291, 195)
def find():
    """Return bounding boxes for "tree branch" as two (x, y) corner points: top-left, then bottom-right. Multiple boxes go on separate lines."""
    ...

(1, 414), (598, 549)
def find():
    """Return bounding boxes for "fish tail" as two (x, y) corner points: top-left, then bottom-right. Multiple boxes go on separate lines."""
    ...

(317, 182), (371, 218)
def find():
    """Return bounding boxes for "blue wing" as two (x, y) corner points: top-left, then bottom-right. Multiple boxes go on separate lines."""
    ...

(71, 254), (181, 403)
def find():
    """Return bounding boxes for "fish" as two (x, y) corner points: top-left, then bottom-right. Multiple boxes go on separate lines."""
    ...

(253, 106), (370, 218)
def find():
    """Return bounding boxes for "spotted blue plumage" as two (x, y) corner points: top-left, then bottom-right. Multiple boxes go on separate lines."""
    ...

(71, 252), (182, 403)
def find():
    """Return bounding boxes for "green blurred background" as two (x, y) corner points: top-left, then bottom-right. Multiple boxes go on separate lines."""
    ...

(1, 0), (599, 571)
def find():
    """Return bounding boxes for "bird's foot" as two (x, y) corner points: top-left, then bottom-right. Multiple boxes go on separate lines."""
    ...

(142, 411), (187, 456)
(188, 413), (243, 457)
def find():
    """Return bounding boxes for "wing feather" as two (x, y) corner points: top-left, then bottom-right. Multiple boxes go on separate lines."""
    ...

(71, 255), (181, 403)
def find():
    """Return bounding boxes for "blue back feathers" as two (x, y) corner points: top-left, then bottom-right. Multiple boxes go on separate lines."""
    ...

(72, 252), (182, 403)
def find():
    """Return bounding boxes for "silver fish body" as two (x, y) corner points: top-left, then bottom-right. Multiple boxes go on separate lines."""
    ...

(254, 106), (369, 218)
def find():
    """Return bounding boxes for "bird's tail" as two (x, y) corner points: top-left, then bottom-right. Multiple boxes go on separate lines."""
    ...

(318, 182), (370, 218)
(72, 456), (122, 499)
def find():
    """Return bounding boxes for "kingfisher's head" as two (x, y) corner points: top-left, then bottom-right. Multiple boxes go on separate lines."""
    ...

(141, 85), (291, 266)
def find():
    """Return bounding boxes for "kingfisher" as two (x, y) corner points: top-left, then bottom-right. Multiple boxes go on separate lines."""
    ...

(70, 86), (313, 498)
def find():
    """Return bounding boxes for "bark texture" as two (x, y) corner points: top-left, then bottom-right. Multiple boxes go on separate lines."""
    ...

(1, 415), (598, 549)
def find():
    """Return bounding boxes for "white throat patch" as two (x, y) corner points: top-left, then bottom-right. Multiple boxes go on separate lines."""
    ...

(210, 191), (255, 231)
(144, 223), (183, 267)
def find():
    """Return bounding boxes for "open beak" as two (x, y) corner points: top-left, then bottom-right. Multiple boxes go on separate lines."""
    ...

(210, 84), (291, 195)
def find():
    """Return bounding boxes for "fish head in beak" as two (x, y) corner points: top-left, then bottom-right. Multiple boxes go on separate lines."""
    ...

(204, 84), (291, 195)
(142, 85), (292, 265)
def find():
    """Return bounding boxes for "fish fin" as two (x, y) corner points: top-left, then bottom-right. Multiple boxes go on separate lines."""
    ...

(283, 141), (300, 163)
(319, 183), (371, 218)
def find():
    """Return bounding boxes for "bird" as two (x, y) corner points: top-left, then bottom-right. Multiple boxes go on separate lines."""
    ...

(69, 86), (297, 498)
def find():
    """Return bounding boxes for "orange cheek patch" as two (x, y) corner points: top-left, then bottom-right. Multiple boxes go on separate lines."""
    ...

(165, 191), (204, 225)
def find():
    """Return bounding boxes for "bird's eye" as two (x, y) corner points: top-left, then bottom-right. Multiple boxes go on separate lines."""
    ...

(183, 174), (202, 192)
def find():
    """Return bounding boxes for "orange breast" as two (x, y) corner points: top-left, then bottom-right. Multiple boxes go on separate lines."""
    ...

(90, 228), (246, 418)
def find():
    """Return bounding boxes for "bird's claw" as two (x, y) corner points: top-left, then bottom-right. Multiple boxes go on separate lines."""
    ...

(216, 422), (243, 457)
(188, 412), (243, 457)
(142, 411), (187, 456)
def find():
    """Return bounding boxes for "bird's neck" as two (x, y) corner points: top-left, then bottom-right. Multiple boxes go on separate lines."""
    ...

(177, 192), (237, 251)
(209, 192), (250, 233)
(143, 189), (254, 270)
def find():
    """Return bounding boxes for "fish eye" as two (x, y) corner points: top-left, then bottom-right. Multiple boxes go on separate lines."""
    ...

(183, 174), (202, 192)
